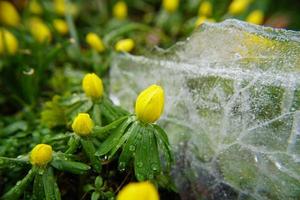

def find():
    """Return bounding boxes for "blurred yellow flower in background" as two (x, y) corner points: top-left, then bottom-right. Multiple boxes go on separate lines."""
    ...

(246, 10), (264, 25)
(195, 16), (215, 27)
(53, 19), (69, 35)
(30, 144), (53, 166)
(0, 28), (18, 55)
(28, 18), (52, 43)
(228, 0), (252, 15)
(198, 1), (212, 17)
(113, 1), (128, 20)
(0, 1), (20, 27)
(85, 32), (105, 53)
(54, 0), (78, 17)
(29, 0), (43, 15)
(115, 38), (135, 52)
(117, 182), (159, 200)
(135, 84), (164, 123)
(163, 0), (179, 13)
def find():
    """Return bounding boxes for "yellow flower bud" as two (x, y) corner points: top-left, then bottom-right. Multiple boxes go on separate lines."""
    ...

(163, 0), (179, 13)
(85, 32), (105, 53)
(198, 1), (212, 17)
(72, 113), (94, 136)
(29, 0), (43, 15)
(28, 18), (52, 43)
(115, 38), (135, 52)
(195, 16), (215, 27)
(53, 19), (69, 35)
(246, 10), (264, 25)
(113, 1), (128, 20)
(0, 1), (20, 27)
(54, 0), (78, 16)
(135, 85), (164, 123)
(82, 73), (104, 99)
(228, 0), (252, 15)
(0, 28), (18, 55)
(30, 144), (53, 166)
(117, 182), (159, 200)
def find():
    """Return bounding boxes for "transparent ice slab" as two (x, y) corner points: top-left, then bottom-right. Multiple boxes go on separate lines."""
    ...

(110, 19), (300, 200)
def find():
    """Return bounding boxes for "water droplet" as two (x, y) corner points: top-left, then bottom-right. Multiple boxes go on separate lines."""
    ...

(151, 163), (159, 171)
(137, 162), (143, 168)
(129, 145), (136, 151)
(16, 181), (21, 186)
(101, 155), (108, 161)
(118, 162), (126, 171)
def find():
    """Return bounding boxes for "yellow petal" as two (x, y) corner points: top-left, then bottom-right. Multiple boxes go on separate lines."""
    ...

(0, 1), (20, 27)
(86, 33), (105, 53)
(163, 0), (180, 13)
(115, 38), (135, 52)
(53, 19), (69, 35)
(135, 85), (164, 123)
(117, 182), (159, 200)
(82, 73), (104, 99)
(113, 1), (128, 20)
(246, 10), (264, 25)
(30, 144), (53, 166)
(72, 113), (94, 136)
(0, 28), (18, 55)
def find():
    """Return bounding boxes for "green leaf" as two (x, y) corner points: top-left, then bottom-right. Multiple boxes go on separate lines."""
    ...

(0, 157), (29, 169)
(93, 116), (128, 139)
(1, 168), (36, 200)
(95, 117), (134, 157)
(92, 103), (102, 126)
(91, 192), (100, 200)
(42, 167), (61, 200)
(107, 121), (139, 159)
(100, 97), (129, 123)
(118, 125), (141, 170)
(51, 159), (90, 174)
(81, 138), (101, 173)
(33, 174), (44, 200)
(65, 135), (80, 154)
(133, 125), (159, 181)
(94, 176), (103, 189)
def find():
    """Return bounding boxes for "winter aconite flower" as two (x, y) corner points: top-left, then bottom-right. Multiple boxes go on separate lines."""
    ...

(54, 0), (78, 16)
(0, 28), (18, 55)
(72, 113), (94, 136)
(82, 73), (104, 99)
(135, 84), (164, 123)
(246, 10), (264, 25)
(113, 1), (128, 20)
(195, 16), (215, 27)
(86, 33), (105, 53)
(117, 182), (159, 200)
(228, 0), (252, 15)
(29, 0), (43, 15)
(198, 1), (212, 17)
(0, 1), (20, 27)
(163, 0), (179, 13)
(28, 18), (52, 43)
(30, 144), (53, 166)
(115, 38), (135, 52)
(53, 19), (68, 35)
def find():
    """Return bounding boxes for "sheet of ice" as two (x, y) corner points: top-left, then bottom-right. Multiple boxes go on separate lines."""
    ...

(110, 19), (300, 200)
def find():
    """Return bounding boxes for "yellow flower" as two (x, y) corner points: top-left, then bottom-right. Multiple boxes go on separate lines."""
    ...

(54, 0), (78, 17)
(53, 19), (69, 35)
(0, 1), (20, 27)
(113, 1), (127, 20)
(72, 113), (94, 136)
(228, 0), (252, 15)
(0, 28), (18, 55)
(163, 0), (179, 13)
(28, 18), (52, 43)
(198, 1), (212, 17)
(82, 73), (104, 99)
(117, 182), (159, 200)
(135, 84), (164, 123)
(115, 38), (135, 52)
(85, 33), (105, 53)
(195, 16), (215, 27)
(29, 0), (43, 15)
(30, 144), (53, 166)
(246, 10), (264, 25)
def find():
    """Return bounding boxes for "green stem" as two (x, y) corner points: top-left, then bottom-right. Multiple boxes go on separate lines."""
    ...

(93, 116), (128, 138)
